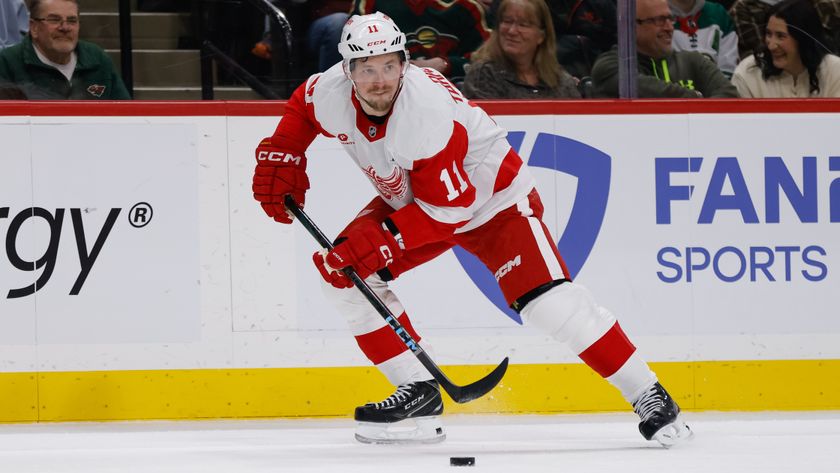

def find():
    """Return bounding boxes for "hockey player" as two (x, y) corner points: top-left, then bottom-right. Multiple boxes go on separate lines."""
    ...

(252, 12), (692, 447)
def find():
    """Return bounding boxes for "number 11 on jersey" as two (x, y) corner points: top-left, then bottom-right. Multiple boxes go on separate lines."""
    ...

(440, 162), (468, 201)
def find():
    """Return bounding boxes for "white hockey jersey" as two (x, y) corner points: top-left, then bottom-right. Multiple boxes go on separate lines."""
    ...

(273, 62), (535, 249)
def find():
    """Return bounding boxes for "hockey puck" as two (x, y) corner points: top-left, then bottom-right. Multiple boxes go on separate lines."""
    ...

(450, 456), (475, 467)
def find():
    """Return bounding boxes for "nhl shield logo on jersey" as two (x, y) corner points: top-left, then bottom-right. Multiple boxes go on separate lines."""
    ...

(368, 126), (377, 138)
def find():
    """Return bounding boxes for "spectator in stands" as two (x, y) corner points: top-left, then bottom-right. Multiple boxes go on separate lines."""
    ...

(731, 0), (840, 97)
(1, 0), (29, 50)
(0, 0), (130, 99)
(306, 2), (350, 71)
(351, 0), (491, 81)
(550, 0), (617, 79)
(463, 0), (580, 98)
(669, 0), (739, 77)
(729, 0), (839, 59)
(590, 0), (738, 97)
(730, 0), (783, 60)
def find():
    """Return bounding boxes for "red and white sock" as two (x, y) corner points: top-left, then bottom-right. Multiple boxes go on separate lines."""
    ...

(520, 282), (657, 403)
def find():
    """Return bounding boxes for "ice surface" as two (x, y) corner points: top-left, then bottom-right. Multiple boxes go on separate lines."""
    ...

(0, 411), (837, 472)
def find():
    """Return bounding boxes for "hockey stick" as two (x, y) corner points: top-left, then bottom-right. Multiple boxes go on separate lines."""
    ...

(284, 195), (508, 403)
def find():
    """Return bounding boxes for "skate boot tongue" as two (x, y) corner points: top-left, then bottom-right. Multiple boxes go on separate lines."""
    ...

(354, 380), (445, 444)
(633, 382), (693, 447)
(373, 384), (414, 409)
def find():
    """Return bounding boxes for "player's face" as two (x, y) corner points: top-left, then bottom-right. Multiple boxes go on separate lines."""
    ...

(765, 16), (804, 76)
(29, 0), (80, 63)
(635, 0), (674, 59)
(498, 3), (545, 63)
(350, 53), (403, 115)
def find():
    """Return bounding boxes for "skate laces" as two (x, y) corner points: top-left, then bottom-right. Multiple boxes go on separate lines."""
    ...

(375, 384), (415, 409)
(633, 385), (665, 422)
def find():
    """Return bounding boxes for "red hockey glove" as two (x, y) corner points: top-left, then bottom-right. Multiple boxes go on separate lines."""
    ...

(252, 137), (309, 224)
(313, 249), (354, 289)
(325, 220), (403, 279)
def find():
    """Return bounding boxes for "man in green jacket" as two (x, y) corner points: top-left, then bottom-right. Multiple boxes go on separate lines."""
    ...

(0, 0), (130, 100)
(590, 0), (738, 98)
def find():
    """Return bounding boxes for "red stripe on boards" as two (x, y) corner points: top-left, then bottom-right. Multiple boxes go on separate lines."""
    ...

(3, 99), (840, 117)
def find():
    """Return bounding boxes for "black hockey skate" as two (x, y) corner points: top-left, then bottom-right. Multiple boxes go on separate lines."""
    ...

(633, 382), (693, 447)
(354, 380), (445, 444)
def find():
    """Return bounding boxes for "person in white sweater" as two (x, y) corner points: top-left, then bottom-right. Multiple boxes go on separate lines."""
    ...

(731, 0), (840, 97)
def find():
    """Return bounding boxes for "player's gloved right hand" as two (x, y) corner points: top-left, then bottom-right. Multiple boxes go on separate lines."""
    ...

(252, 136), (309, 224)
(324, 220), (403, 281)
(313, 249), (354, 289)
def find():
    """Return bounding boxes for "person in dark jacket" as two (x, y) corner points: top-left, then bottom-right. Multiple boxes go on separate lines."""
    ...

(0, 0), (130, 100)
(551, 0), (617, 79)
(352, 0), (491, 81)
(590, 0), (738, 97)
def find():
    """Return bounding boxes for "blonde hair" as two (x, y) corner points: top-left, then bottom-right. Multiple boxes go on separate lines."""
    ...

(470, 0), (563, 87)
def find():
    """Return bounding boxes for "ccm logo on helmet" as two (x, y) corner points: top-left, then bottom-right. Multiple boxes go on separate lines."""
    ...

(367, 40), (386, 46)
(257, 151), (302, 165)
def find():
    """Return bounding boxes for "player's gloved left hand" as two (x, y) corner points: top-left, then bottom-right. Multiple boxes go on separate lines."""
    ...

(324, 220), (403, 280)
(313, 249), (353, 289)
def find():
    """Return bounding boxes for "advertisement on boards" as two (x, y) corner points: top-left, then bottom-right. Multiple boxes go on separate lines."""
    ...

(285, 112), (840, 362)
(0, 123), (201, 344)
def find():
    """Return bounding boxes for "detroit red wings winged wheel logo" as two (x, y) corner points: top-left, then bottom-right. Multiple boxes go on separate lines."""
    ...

(363, 166), (407, 200)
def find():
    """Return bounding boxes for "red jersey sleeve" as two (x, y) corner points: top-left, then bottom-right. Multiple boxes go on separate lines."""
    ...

(268, 77), (325, 153)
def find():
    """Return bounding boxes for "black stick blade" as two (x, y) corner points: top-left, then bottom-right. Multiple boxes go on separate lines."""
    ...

(440, 357), (509, 404)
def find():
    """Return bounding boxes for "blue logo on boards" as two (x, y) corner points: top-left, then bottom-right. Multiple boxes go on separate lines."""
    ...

(653, 155), (837, 283)
(453, 132), (612, 324)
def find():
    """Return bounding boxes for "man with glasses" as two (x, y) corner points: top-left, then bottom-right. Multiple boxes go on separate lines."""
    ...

(0, 0), (130, 99)
(590, 0), (738, 97)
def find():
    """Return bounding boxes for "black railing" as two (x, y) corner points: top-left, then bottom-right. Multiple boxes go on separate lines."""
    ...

(202, 41), (281, 99)
(198, 0), (295, 100)
(256, 0), (294, 93)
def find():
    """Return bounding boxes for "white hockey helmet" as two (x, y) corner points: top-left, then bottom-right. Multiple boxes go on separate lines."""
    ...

(338, 12), (409, 78)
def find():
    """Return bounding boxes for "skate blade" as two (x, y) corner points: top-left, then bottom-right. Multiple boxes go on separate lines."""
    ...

(653, 416), (694, 448)
(355, 416), (446, 445)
